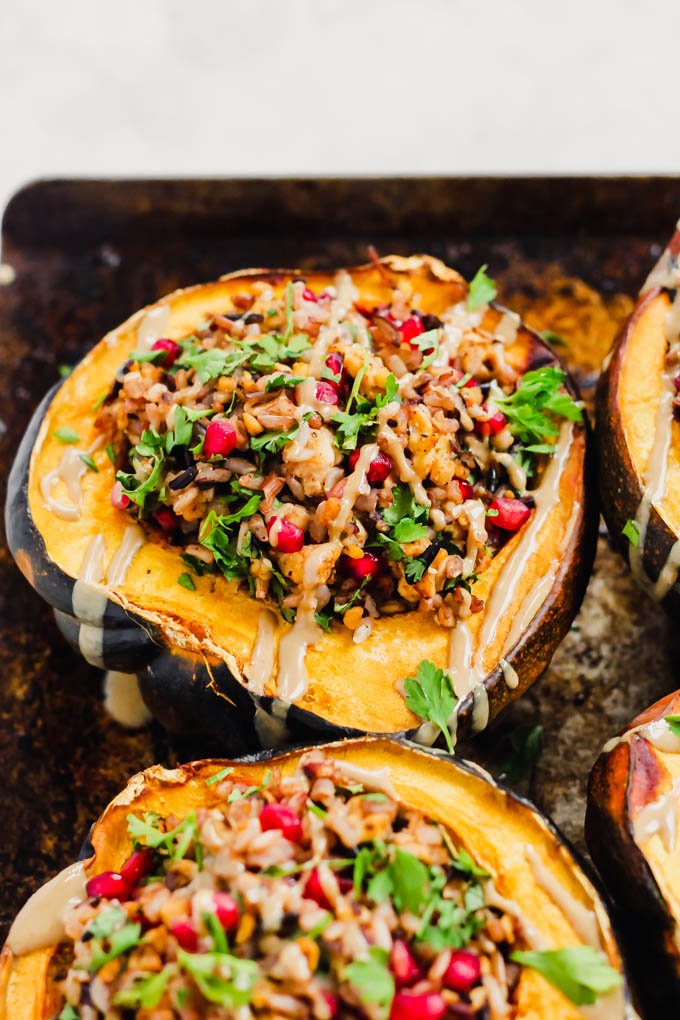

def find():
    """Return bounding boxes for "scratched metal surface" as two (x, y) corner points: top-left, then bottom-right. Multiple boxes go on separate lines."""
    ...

(1, 177), (679, 945)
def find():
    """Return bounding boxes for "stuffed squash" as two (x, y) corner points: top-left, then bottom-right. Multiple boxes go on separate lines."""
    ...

(597, 221), (680, 610)
(6, 255), (594, 746)
(1, 738), (631, 1019)
(587, 691), (680, 1014)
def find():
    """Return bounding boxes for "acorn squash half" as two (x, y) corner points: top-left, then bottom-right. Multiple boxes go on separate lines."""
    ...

(6, 255), (595, 749)
(586, 691), (680, 1015)
(596, 223), (680, 611)
(1, 737), (633, 1019)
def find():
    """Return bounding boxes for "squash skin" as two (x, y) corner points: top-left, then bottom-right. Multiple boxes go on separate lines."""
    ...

(1, 736), (633, 1020)
(596, 227), (680, 614)
(586, 691), (680, 1015)
(5, 257), (596, 746)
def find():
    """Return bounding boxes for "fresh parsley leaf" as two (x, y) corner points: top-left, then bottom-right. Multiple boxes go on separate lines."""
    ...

(88, 922), (142, 972)
(510, 947), (622, 1006)
(129, 347), (169, 364)
(181, 346), (250, 382)
(308, 801), (327, 820)
(412, 328), (440, 371)
(622, 519), (639, 547)
(58, 1007), (80, 1020)
(448, 848), (490, 880)
(203, 910), (229, 953)
(665, 715), (680, 738)
(541, 330), (567, 347)
(127, 811), (202, 866)
(345, 351), (370, 414)
(91, 391), (107, 412)
(371, 532), (405, 561)
(250, 420), (304, 454)
(78, 453), (98, 473)
(343, 947), (395, 1018)
(227, 770), (271, 803)
(383, 484), (428, 529)
(86, 906), (127, 939)
(467, 265), (497, 310)
(393, 519), (429, 543)
(114, 967), (176, 1008)
(105, 443), (116, 465)
(495, 366), (582, 447)
(53, 427), (81, 444)
(116, 455), (164, 514)
(362, 792), (389, 802)
(177, 950), (258, 1008)
(205, 766), (234, 787)
(265, 374), (305, 391)
(501, 723), (543, 783)
(403, 659), (457, 753)
(177, 572), (196, 591)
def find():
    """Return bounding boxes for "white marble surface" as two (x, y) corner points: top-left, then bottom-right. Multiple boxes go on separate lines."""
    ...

(1, 0), (680, 217)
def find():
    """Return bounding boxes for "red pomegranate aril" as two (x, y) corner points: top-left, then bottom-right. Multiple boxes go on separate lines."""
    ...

(171, 919), (198, 951)
(675, 373), (680, 391)
(456, 479), (474, 502)
(324, 352), (346, 393)
(348, 448), (392, 485)
(110, 480), (130, 510)
(322, 991), (339, 1018)
(444, 950), (481, 992)
(304, 868), (332, 910)
(212, 891), (239, 930)
(203, 419), (237, 458)
(152, 507), (177, 533)
(151, 337), (181, 368)
(86, 871), (129, 901)
(302, 286), (318, 303)
(267, 517), (305, 554)
(390, 992), (448, 1020)
(120, 849), (154, 888)
(490, 496), (532, 531)
(478, 410), (507, 437)
(451, 369), (477, 388)
(345, 551), (381, 582)
(259, 803), (303, 842)
(390, 940), (423, 987)
(400, 316), (425, 346)
(316, 381), (339, 406)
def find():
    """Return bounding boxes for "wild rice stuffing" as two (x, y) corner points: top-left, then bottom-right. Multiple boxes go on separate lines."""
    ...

(93, 265), (581, 636)
(54, 754), (532, 1019)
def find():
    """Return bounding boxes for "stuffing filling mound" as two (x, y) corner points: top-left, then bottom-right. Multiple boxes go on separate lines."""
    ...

(53, 756), (536, 1019)
(92, 266), (581, 638)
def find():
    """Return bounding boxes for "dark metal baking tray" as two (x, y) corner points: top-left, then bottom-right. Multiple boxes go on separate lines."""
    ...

(1, 176), (680, 945)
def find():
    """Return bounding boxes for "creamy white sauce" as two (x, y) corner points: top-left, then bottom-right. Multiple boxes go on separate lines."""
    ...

(377, 412), (430, 507)
(103, 671), (152, 728)
(330, 443), (377, 540)
(470, 683), (489, 733)
(106, 524), (144, 587)
(332, 761), (397, 798)
(633, 775), (680, 853)
(500, 658), (519, 689)
(246, 609), (277, 695)
(526, 845), (601, 948)
(276, 544), (333, 702)
(494, 310), (521, 345)
(40, 446), (89, 520)
(136, 303), (170, 349)
(7, 861), (88, 955)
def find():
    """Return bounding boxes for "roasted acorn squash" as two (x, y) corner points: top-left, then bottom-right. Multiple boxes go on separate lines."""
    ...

(6, 255), (595, 748)
(597, 223), (680, 611)
(587, 691), (680, 1015)
(1, 737), (632, 1019)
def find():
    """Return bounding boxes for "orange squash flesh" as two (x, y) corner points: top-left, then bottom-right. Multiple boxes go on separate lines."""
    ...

(21, 255), (591, 736)
(2, 738), (629, 1019)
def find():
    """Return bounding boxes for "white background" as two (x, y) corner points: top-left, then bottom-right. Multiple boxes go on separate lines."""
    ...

(1, 0), (680, 217)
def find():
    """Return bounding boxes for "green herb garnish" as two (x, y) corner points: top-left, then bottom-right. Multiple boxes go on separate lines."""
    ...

(665, 715), (680, 738)
(622, 519), (640, 547)
(402, 659), (457, 753)
(343, 947), (395, 1019)
(177, 572), (196, 591)
(467, 265), (497, 310)
(510, 947), (622, 1006)
(495, 366), (582, 447)
(53, 427), (81, 444)
(205, 766), (235, 787)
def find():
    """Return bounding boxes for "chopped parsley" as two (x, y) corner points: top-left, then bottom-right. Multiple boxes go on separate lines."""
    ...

(411, 328), (440, 371)
(402, 659), (458, 753)
(127, 811), (203, 868)
(105, 443), (116, 465)
(205, 765), (235, 786)
(88, 921), (142, 972)
(467, 265), (497, 310)
(510, 946), (622, 1006)
(114, 968), (175, 1009)
(250, 418), (307, 454)
(78, 453), (98, 473)
(495, 366), (582, 447)
(53, 426), (81, 444)
(177, 950), (258, 1008)
(333, 371), (400, 452)
(116, 455), (165, 514)
(382, 484), (429, 544)
(343, 947), (395, 1019)
(665, 715), (680, 738)
(227, 769), (271, 803)
(177, 572), (196, 591)
(265, 374), (306, 391)
(622, 519), (640, 547)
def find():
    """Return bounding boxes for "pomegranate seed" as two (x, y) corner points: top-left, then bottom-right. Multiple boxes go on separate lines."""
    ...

(477, 410), (507, 437)
(151, 338), (180, 368)
(490, 497), (532, 531)
(344, 551), (381, 582)
(399, 316), (425, 346)
(171, 919), (198, 951)
(451, 369), (477, 388)
(204, 420), (237, 458)
(120, 849), (154, 888)
(390, 992), (448, 1020)
(304, 869), (332, 910)
(390, 940), (423, 987)
(259, 803), (303, 842)
(338, 876), (353, 894)
(316, 381), (339, 406)
(318, 290), (334, 302)
(455, 479), (474, 501)
(267, 517), (305, 554)
(324, 352), (347, 394)
(322, 992), (339, 1018)
(152, 507), (177, 533)
(86, 871), (129, 901)
(302, 287), (318, 303)
(348, 448), (392, 485)
(110, 480), (130, 510)
(444, 950), (481, 992)
(675, 373), (680, 391)
(212, 891), (239, 930)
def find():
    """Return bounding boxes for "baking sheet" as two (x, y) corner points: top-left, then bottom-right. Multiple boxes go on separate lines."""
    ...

(1, 176), (679, 946)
